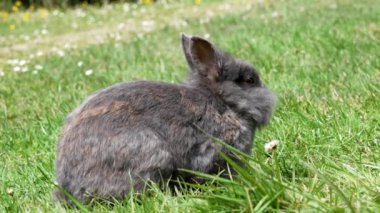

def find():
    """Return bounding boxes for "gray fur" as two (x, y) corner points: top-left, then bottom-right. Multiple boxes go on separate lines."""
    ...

(55, 34), (276, 204)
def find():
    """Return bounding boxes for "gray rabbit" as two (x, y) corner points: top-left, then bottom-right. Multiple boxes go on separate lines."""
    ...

(54, 34), (276, 204)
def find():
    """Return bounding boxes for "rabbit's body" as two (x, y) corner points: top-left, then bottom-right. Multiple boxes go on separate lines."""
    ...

(56, 81), (252, 202)
(55, 34), (275, 204)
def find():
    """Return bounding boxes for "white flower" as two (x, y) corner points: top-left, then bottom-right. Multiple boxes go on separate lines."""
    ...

(7, 59), (18, 65)
(219, 3), (232, 10)
(13, 66), (21, 72)
(52, 10), (60, 16)
(57, 50), (65, 57)
(19, 60), (27, 66)
(88, 17), (95, 24)
(41, 29), (48, 35)
(75, 8), (86, 17)
(204, 33), (211, 39)
(77, 61), (83, 67)
(85, 69), (93, 76)
(0, 70), (4, 77)
(23, 35), (30, 41)
(200, 18), (210, 24)
(264, 140), (280, 153)
(206, 11), (215, 18)
(111, 33), (121, 41)
(118, 23), (125, 30)
(6, 188), (14, 195)
(64, 44), (71, 49)
(171, 19), (188, 28)
(32, 70), (38, 75)
(21, 67), (28, 72)
(36, 51), (44, 56)
(271, 11), (279, 18)
(329, 4), (337, 9)
(71, 23), (78, 29)
(35, 64), (43, 70)
(114, 43), (122, 48)
(141, 20), (155, 32)
(123, 4), (130, 13)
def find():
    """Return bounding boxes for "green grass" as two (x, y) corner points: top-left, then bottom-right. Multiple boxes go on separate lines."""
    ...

(1, 0), (379, 212)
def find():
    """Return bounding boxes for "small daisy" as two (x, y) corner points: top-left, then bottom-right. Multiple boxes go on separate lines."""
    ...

(19, 60), (27, 66)
(264, 140), (280, 153)
(118, 23), (125, 30)
(41, 29), (48, 35)
(23, 35), (30, 41)
(36, 51), (44, 56)
(35, 64), (43, 70)
(141, 20), (155, 32)
(71, 23), (78, 29)
(123, 4), (130, 13)
(21, 67), (28, 72)
(57, 50), (65, 57)
(77, 61), (83, 67)
(6, 188), (14, 195)
(85, 69), (93, 76)
(7, 59), (18, 65)
(271, 11), (280, 18)
(52, 10), (60, 16)
(13, 66), (21, 72)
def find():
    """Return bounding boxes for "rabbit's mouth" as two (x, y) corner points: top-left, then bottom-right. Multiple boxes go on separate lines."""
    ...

(245, 87), (276, 126)
(219, 82), (276, 126)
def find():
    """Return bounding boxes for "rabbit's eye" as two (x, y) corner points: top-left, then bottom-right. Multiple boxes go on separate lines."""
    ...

(246, 77), (255, 84)
(235, 76), (245, 83)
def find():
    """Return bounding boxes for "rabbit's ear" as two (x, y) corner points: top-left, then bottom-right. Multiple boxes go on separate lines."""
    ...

(181, 33), (196, 71)
(181, 34), (219, 82)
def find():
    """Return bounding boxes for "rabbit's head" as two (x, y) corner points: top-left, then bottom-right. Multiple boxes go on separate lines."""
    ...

(181, 34), (275, 126)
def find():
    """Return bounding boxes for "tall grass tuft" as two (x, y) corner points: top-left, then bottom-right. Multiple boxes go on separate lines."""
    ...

(180, 136), (379, 212)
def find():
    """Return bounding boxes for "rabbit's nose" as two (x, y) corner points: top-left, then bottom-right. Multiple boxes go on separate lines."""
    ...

(259, 80), (266, 88)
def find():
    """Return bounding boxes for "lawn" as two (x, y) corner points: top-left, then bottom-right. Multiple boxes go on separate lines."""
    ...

(0, 0), (379, 212)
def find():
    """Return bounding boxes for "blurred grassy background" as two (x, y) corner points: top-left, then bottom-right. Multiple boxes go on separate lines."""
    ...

(1, 0), (143, 11)
(0, 0), (379, 212)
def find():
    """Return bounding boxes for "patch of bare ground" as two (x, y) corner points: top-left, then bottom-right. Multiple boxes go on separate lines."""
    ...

(0, 0), (254, 63)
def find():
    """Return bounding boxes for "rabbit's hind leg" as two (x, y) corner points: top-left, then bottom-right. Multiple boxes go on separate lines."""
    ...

(115, 129), (176, 194)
